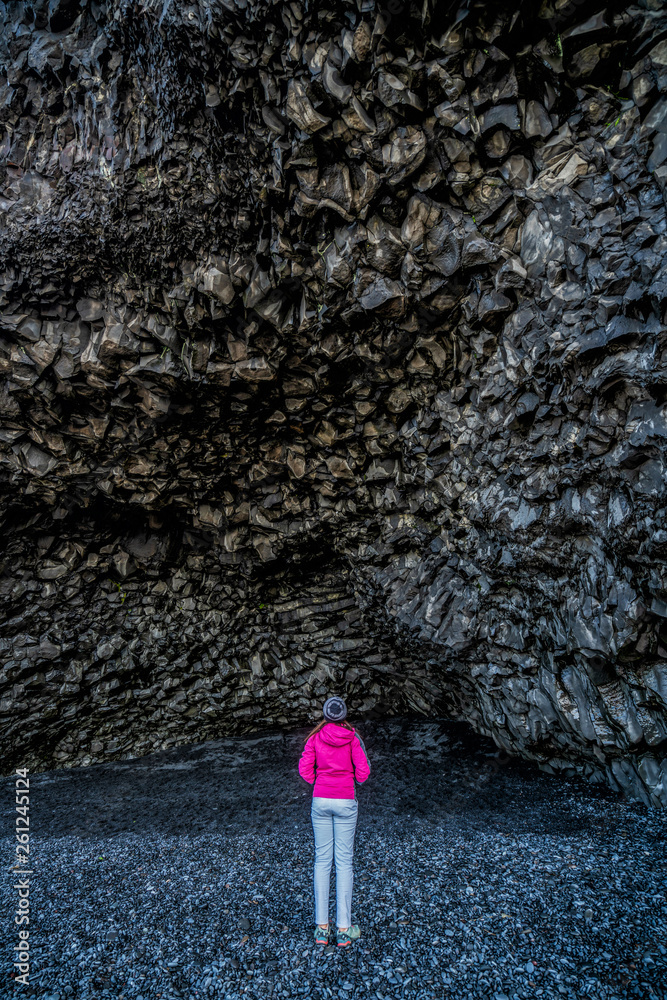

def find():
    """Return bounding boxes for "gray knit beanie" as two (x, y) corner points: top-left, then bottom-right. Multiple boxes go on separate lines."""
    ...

(322, 696), (347, 722)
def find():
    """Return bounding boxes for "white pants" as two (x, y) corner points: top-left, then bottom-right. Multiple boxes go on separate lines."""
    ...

(310, 796), (359, 928)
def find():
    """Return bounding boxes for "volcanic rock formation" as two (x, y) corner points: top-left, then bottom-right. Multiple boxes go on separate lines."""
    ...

(1, 0), (667, 805)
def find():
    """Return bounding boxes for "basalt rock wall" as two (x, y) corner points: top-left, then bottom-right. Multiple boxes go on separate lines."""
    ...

(1, 0), (667, 805)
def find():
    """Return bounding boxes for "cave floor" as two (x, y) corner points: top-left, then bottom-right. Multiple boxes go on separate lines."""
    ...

(1, 717), (665, 1000)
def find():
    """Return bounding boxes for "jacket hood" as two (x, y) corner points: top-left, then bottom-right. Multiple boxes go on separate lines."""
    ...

(318, 722), (355, 746)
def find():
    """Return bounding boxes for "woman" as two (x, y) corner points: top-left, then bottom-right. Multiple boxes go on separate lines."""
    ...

(298, 696), (371, 948)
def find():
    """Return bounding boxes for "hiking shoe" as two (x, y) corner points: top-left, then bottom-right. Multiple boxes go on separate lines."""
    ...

(313, 925), (330, 945)
(337, 924), (361, 947)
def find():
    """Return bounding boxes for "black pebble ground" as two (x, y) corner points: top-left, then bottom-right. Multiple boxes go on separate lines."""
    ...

(1, 717), (666, 1000)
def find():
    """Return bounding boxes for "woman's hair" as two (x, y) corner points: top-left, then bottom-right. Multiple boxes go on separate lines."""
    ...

(304, 718), (356, 743)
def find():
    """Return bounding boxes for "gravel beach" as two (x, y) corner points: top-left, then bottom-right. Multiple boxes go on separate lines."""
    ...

(2, 718), (665, 1000)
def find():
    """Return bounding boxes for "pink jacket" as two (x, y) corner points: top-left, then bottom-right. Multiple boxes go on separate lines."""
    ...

(298, 723), (371, 799)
